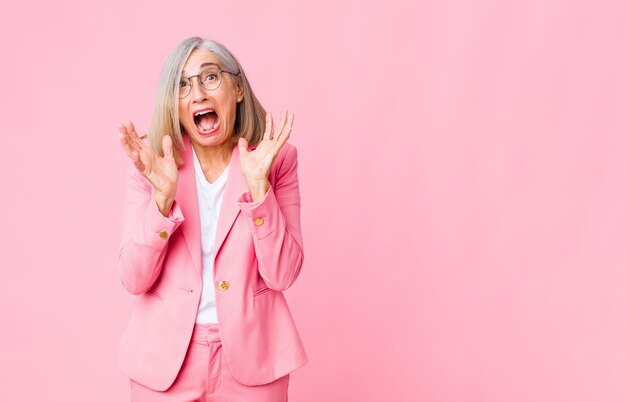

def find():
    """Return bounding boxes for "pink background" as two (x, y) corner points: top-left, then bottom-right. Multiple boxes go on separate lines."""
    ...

(1, 0), (625, 401)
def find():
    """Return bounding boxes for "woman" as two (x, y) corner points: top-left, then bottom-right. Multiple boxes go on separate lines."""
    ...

(116, 37), (308, 401)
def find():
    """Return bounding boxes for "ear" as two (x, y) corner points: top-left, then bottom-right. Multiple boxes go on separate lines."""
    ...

(236, 83), (244, 103)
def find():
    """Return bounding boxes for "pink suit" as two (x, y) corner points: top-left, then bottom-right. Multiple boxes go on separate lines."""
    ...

(117, 135), (308, 392)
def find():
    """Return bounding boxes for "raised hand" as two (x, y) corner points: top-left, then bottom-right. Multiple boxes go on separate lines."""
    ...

(238, 111), (294, 201)
(118, 121), (179, 216)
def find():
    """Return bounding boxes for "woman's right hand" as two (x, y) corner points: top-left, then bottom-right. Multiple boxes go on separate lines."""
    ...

(118, 121), (179, 217)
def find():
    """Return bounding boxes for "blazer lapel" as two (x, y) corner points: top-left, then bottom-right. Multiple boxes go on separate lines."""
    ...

(214, 143), (248, 259)
(177, 136), (249, 278)
(177, 136), (202, 279)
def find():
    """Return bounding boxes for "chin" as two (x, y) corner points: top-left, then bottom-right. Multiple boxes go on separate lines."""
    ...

(186, 129), (231, 149)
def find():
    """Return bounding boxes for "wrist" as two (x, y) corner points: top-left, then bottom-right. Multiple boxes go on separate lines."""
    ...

(247, 179), (270, 203)
(154, 195), (174, 217)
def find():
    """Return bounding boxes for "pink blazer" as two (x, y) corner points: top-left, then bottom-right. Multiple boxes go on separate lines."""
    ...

(117, 135), (308, 391)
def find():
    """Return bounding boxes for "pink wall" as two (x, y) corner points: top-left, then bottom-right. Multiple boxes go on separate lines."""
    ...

(1, 0), (625, 401)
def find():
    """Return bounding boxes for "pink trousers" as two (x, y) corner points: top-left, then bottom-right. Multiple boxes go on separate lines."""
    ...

(130, 323), (290, 402)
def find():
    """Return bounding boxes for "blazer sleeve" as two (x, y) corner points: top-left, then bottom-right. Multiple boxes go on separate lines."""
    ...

(237, 144), (304, 291)
(117, 162), (185, 295)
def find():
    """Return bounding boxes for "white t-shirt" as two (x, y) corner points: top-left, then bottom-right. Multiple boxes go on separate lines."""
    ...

(192, 147), (229, 324)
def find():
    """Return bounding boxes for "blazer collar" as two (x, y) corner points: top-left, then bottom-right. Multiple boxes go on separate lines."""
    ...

(177, 135), (248, 279)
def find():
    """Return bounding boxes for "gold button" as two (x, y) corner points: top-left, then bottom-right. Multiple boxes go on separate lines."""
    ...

(159, 231), (168, 239)
(218, 280), (229, 291)
(254, 217), (264, 226)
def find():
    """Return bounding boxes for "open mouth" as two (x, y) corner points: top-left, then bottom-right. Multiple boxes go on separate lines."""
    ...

(193, 109), (220, 134)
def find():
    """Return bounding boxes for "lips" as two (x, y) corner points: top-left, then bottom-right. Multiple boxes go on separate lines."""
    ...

(193, 108), (220, 135)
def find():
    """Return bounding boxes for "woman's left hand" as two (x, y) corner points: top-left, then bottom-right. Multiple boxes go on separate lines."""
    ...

(238, 111), (294, 202)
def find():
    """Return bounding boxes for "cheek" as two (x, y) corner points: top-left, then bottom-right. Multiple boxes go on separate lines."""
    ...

(226, 103), (238, 120)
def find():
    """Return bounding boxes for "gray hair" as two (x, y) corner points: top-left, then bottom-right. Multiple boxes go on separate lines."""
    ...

(147, 37), (266, 165)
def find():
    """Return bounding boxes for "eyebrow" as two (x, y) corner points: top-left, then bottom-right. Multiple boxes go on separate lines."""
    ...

(182, 62), (219, 77)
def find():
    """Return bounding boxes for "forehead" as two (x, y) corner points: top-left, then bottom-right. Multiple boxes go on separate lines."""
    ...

(182, 48), (221, 75)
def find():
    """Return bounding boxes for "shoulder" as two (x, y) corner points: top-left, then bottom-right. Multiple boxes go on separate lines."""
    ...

(268, 142), (299, 185)
(274, 142), (298, 173)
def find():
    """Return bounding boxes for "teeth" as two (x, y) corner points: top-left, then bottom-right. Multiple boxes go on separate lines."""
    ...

(196, 116), (219, 132)
(194, 110), (214, 117)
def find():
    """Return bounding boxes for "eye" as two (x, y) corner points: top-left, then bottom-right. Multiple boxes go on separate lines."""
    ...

(203, 73), (218, 83)
(179, 80), (189, 87)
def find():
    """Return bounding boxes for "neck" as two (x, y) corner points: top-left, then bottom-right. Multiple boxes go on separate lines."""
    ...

(190, 138), (234, 174)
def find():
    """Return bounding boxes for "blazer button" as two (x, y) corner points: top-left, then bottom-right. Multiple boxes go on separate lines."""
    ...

(159, 231), (169, 239)
(254, 217), (264, 226)
(218, 280), (229, 291)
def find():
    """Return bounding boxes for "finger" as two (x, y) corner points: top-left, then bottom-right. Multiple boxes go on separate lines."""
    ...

(120, 126), (145, 161)
(274, 110), (290, 144)
(119, 133), (134, 158)
(138, 147), (155, 177)
(128, 121), (138, 136)
(131, 151), (145, 172)
(275, 112), (293, 148)
(262, 112), (273, 142)
(130, 125), (145, 149)
(238, 137), (249, 156)
(122, 121), (138, 147)
(118, 124), (139, 159)
(162, 135), (173, 159)
(129, 122), (147, 142)
(123, 121), (135, 138)
(125, 121), (145, 150)
(273, 110), (287, 142)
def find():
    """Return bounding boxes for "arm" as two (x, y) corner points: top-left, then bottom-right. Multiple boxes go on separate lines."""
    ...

(117, 162), (184, 295)
(237, 145), (304, 291)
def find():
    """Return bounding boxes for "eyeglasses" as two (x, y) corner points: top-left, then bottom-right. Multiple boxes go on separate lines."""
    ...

(178, 67), (239, 99)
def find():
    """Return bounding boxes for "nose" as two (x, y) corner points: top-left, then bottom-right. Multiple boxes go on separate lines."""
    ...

(190, 78), (209, 103)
